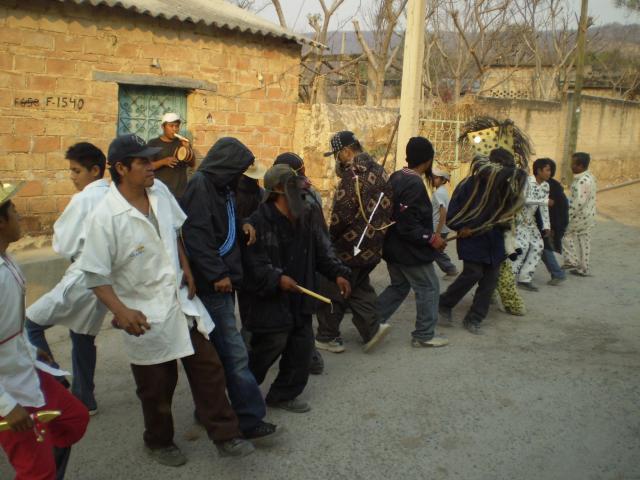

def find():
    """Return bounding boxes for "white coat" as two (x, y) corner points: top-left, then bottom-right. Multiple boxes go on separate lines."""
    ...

(26, 179), (110, 336)
(75, 180), (214, 366)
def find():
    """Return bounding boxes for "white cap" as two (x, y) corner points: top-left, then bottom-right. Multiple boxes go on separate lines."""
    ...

(432, 167), (451, 180)
(161, 112), (181, 124)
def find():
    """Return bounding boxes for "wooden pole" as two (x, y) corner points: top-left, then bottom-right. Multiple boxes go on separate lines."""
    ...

(561, 0), (589, 185)
(395, 0), (427, 170)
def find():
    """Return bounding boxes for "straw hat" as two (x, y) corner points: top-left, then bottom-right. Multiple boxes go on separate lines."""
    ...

(0, 181), (26, 206)
(244, 162), (267, 180)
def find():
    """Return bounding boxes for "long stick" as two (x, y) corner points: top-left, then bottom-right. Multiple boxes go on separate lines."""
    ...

(354, 192), (385, 256)
(381, 115), (401, 168)
(297, 285), (332, 305)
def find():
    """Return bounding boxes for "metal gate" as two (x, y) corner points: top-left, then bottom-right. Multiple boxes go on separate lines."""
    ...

(117, 85), (188, 142)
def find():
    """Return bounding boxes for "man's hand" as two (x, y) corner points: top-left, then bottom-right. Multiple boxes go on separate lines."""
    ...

(214, 276), (233, 293)
(163, 157), (179, 168)
(548, 198), (555, 207)
(242, 223), (256, 246)
(5, 405), (33, 432)
(36, 349), (54, 365)
(542, 229), (551, 238)
(279, 275), (298, 292)
(457, 227), (473, 239)
(113, 308), (150, 337)
(335, 276), (351, 299)
(182, 270), (196, 299)
(430, 233), (447, 252)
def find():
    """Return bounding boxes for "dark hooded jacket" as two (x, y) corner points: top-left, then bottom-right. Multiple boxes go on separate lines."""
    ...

(241, 202), (350, 334)
(536, 177), (569, 253)
(383, 168), (438, 265)
(180, 138), (254, 294)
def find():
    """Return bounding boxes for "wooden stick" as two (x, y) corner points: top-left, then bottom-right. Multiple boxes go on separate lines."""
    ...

(297, 285), (332, 305)
(381, 115), (401, 168)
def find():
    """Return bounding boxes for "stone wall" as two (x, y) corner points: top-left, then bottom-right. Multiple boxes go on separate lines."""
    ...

(0, 0), (300, 236)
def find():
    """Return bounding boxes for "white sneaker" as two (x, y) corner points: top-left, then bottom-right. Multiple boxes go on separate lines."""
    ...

(363, 323), (391, 353)
(315, 338), (345, 353)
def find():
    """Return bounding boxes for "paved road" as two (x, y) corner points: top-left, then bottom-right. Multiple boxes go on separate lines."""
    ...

(3, 185), (639, 480)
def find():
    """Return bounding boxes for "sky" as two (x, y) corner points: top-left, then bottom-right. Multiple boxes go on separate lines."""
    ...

(254, 0), (640, 32)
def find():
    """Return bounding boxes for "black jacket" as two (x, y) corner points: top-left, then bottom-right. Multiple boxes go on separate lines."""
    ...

(241, 202), (350, 334)
(180, 138), (254, 293)
(536, 177), (569, 253)
(383, 169), (438, 266)
(447, 177), (505, 266)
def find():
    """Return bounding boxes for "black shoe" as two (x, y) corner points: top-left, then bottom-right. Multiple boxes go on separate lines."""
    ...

(242, 421), (283, 446)
(463, 319), (484, 335)
(309, 348), (324, 375)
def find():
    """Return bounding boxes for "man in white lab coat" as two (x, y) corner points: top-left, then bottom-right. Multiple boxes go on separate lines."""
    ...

(76, 134), (254, 467)
(26, 142), (109, 415)
(1, 182), (89, 479)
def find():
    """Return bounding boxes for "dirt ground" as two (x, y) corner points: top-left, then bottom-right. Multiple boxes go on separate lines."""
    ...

(2, 185), (639, 480)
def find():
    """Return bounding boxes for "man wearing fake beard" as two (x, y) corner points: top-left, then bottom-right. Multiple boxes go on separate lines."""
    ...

(241, 165), (351, 413)
(377, 137), (449, 348)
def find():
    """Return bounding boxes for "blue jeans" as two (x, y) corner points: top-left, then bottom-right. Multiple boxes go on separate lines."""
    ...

(199, 292), (266, 433)
(541, 249), (566, 279)
(25, 319), (97, 411)
(377, 261), (439, 341)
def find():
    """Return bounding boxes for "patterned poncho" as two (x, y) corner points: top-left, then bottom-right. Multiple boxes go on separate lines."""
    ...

(329, 153), (394, 268)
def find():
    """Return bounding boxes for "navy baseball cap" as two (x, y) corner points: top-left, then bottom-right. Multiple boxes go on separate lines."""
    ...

(323, 131), (360, 157)
(107, 134), (161, 165)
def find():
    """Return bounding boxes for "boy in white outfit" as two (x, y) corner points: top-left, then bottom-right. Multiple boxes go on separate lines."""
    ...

(26, 143), (109, 415)
(563, 152), (596, 276)
(512, 159), (551, 291)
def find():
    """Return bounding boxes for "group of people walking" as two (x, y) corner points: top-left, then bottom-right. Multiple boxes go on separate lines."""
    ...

(0, 113), (597, 479)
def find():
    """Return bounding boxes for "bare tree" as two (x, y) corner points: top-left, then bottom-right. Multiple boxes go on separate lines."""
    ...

(425, 0), (526, 103)
(353, 0), (408, 106)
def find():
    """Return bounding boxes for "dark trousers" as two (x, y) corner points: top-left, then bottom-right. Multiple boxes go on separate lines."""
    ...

(26, 319), (97, 411)
(200, 292), (266, 433)
(249, 318), (313, 403)
(439, 260), (501, 324)
(316, 266), (381, 343)
(130, 328), (241, 449)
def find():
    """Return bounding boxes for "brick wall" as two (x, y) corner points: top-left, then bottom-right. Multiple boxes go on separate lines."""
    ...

(0, 0), (301, 237)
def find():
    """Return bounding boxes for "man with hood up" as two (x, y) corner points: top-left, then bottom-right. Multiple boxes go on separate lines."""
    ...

(242, 164), (351, 413)
(180, 137), (279, 444)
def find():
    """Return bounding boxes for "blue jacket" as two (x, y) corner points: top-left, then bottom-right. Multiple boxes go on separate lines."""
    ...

(447, 178), (505, 266)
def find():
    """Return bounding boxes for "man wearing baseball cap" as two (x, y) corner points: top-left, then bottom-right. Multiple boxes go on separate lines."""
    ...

(147, 112), (195, 199)
(75, 134), (254, 466)
(315, 131), (393, 354)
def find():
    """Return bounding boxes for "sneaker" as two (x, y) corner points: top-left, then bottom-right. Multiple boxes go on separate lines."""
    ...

(309, 348), (324, 375)
(315, 338), (345, 353)
(144, 444), (187, 467)
(363, 323), (391, 353)
(242, 421), (282, 447)
(88, 408), (99, 417)
(266, 398), (311, 413)
(216, 438), (255, 457)
(443, 271), (459, 279)
(463, 319), (484, 335)
(547, 277), (566, 286)
(517, 282), (539, 292)
(412, 334), (449, 348)
(438, 305), (453, 327)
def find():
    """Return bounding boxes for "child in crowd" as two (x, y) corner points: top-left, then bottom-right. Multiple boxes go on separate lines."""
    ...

(431, 167), (458, 279)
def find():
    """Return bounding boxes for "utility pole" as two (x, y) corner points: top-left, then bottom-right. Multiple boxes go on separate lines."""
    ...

(562, 0), (589, 184)
(395, 0), (427, 170)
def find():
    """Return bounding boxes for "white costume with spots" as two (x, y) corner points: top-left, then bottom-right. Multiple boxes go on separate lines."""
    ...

(562, 171), (596, 275)
(512, 175), (550, 283)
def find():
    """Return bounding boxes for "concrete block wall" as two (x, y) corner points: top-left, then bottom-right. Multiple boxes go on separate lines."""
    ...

(0, 0), (301, 237)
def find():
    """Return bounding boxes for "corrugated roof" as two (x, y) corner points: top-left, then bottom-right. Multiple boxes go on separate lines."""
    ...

(57, 0), (316, 47)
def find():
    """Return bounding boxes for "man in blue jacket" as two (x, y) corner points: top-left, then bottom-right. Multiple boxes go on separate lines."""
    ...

(377, 137), (449, 348)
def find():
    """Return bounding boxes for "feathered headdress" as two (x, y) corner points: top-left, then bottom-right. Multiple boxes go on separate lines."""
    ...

(458, 116), (532, 169)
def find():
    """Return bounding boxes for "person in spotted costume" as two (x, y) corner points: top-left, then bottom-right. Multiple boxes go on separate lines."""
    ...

(562, 152), (596, 276)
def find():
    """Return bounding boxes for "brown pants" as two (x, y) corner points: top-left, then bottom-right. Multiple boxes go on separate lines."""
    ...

(130, 328), (241, 448)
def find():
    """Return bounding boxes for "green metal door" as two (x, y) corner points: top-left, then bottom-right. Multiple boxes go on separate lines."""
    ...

(117, 85), (188, 142)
